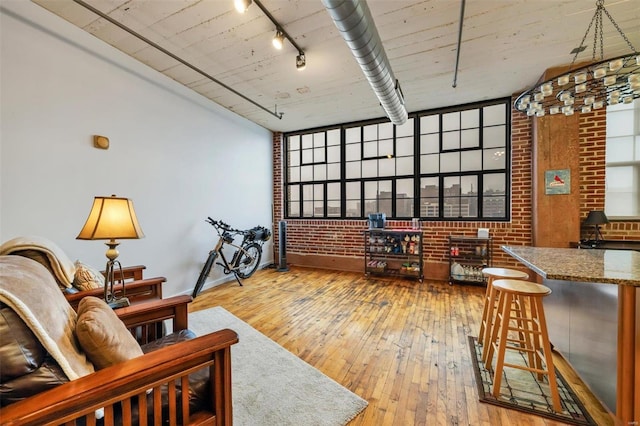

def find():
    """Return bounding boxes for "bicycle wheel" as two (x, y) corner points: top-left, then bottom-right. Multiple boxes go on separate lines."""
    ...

(236, 242), (262, 278)
(192, 251), (218, 298)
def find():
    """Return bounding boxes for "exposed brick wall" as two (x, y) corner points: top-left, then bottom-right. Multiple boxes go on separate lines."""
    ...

(271, 97), (639, 280)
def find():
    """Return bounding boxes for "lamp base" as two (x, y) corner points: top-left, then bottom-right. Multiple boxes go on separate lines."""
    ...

(107, 297), (130, 309)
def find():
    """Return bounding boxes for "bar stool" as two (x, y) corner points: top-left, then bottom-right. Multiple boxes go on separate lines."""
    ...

(486, 279), (562, 413)
(478, 267), (529, 363)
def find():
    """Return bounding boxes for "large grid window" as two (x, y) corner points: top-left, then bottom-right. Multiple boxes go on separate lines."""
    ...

(285, 98), (510, 220)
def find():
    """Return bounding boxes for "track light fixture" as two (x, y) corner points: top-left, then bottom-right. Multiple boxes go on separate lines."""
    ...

(296, 52), (306, 71)
(234, 0), (306, 70)
(234, 0), (252, 13)
(272, 30), (284, 50)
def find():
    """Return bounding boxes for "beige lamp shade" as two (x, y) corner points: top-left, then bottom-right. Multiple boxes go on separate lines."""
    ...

(77, 195), (144, 240)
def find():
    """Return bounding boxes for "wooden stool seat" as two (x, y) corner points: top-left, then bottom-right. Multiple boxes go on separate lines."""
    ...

(486, 279), (562, 413)
(478, 267), (529, 364)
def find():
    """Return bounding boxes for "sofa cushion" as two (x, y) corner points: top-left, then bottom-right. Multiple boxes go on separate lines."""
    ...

(75, 296), (143, 370)
(72, 260), (104, 291)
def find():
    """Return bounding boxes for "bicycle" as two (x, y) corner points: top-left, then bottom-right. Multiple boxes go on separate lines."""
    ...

(192, 217), (271, 297)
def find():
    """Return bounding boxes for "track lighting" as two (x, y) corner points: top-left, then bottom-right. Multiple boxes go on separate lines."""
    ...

(296, 52), (306, 71)
(235, 0), (307, 70)
(234, 0), (252, 13)
(272, 31), (284, 50)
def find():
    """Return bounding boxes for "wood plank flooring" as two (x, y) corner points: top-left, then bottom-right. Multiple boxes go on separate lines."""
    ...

(189, 266), (615, 426)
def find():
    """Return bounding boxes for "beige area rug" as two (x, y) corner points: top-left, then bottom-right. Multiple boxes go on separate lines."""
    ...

(468, 336), (596, 425)
(188, 307), (368, 426)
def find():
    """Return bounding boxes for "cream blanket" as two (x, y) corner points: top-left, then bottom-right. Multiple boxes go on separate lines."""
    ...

(0, 236), (76, 288)
(0, 255), (94, 380)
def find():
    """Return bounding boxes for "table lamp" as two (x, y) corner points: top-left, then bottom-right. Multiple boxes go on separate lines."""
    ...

(77, 195), (144, 308)
(583, 210), (609, 246)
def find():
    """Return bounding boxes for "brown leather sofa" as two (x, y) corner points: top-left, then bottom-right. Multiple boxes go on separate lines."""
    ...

(0, 255), (238, 425)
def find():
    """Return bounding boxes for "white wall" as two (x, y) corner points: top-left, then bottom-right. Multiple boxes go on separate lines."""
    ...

(0, 1), (274, 296)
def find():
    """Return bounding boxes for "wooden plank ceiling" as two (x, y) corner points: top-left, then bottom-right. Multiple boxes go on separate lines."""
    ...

(32, 0), (640, 132)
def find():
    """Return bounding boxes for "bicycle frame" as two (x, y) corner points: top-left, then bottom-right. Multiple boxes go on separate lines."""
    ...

(192, 218), (270, 297)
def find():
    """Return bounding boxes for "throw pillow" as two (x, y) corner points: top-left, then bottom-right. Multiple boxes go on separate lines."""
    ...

(75, 296), (143, 370)
(73, 260), (105, 291)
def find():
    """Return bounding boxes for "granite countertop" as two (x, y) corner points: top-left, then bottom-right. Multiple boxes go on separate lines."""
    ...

(502, 245), (640, 286)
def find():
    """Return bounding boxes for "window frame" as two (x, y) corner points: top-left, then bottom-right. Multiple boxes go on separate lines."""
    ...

(284, 98), (511, 221)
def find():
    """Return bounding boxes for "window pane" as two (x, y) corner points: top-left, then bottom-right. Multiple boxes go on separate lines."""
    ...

(288, 135), (300, 150)
(289, 150), (300, 167)
(289, 201), (300, 217)
(327, 200), (341, 217)
(345, 143), (361, 161)
(484, 103), (506, 126)
(327, 182), (340, 199)
(289, 185), (300, 201)
(314, 164), (326, 180)
(379, 139), (394, 157)
(363, 141), (377, 158)
(443, 131), (459, 150)
(461, 109), (479, 128)
(379, 157), (395, 176)
(289, 166), (300, 182)
(327, 145), (340, 163)
(461, 129), (479, 148)
(346, 200), (360, 217)
(483, 148), (506, 170)
(362, 159), (377, 178)
(396, 178), (414, 218)
(420, 177), (439, 217)
(607, 136), (634, 163)
(484, 125), (506, 148)
(443, 112), (459, 131)
(346, 161), (361, 179)
(461, 150), (482, 171)
(420, 133), (439, 154)
(327, 163), (340, 180)
(314, 147), (325, 163)
(421, 154), (439, 173)
(396, 156), (413, 175)
(301, 165), (313, 181)
(379, 122), (393, 139)
(302, 149), (313, 164)
(483, 173), (506, 218)
(607, 109), (634, 137)
(605, 166), (639, 216)
(302, 134), (313, 149)
(396, 136), (413, 156)
(363, 124), (377, 141)
(313, 132), (325, 147)
(346, 181), (360, 199)
(345, 127), (361, 143)
(327, 129), (340, 145)
(397, 118), (414, 137)
(420, 115), (439, 133)
(441, 152), (460, 173)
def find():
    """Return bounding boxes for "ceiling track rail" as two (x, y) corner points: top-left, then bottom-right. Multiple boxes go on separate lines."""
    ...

(72, 0), (283, 120)
(452, 0), (465, 88)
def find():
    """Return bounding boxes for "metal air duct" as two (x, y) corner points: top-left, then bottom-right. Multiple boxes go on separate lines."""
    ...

(322, 0), (408, 126)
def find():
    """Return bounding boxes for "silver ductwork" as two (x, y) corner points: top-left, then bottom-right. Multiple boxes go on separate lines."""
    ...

(323, 0), (408, 126)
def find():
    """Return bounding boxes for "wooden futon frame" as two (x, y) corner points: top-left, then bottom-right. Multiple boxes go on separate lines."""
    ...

(0, 295), (238, 426)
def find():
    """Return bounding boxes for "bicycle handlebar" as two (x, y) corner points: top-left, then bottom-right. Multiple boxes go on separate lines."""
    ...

(205, 217), (261, 237)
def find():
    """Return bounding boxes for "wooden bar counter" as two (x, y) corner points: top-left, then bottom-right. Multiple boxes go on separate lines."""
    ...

(502, 245), (640, 426)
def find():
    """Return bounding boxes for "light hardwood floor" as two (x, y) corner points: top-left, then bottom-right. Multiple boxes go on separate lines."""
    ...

(189, 266), (615, 426)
